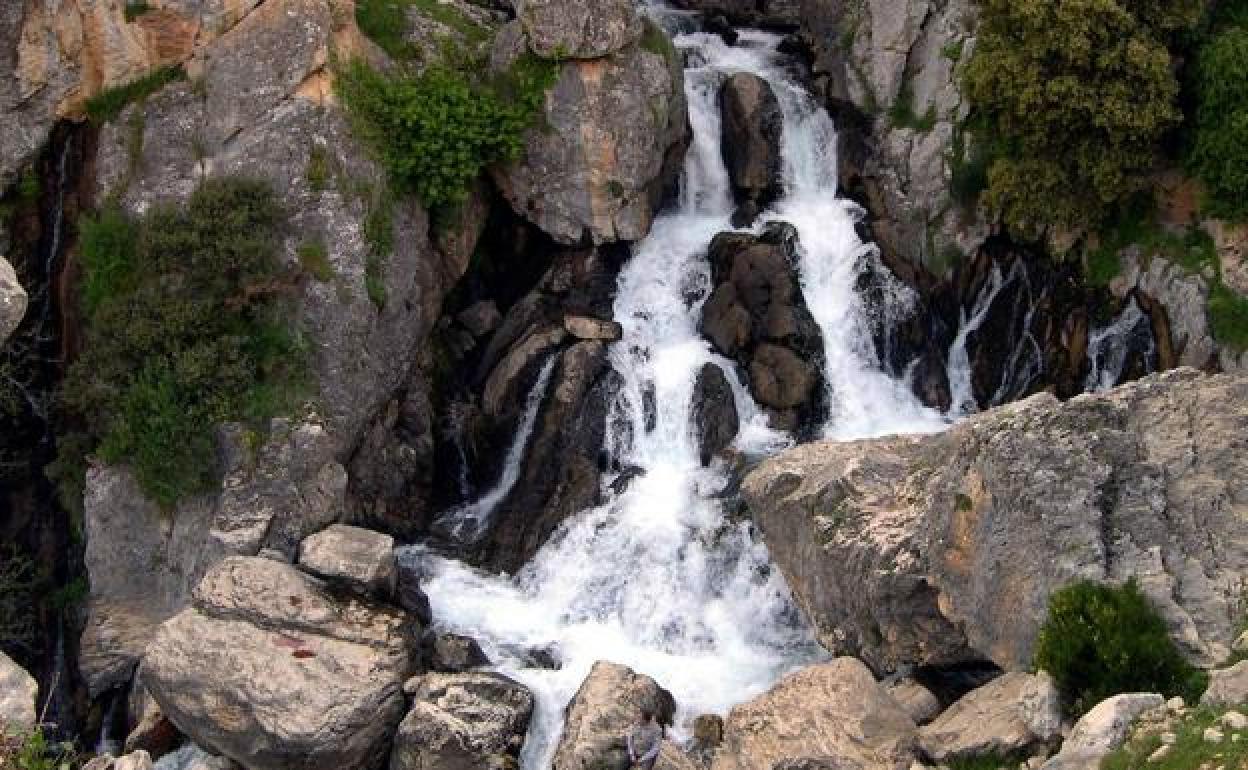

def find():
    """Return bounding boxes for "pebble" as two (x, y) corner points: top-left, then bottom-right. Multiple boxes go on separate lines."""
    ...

(1204, 727), (1225, 744)
(1233, 630), (1248, 654)
(1161, 732), (1178, 745)
(1221, 711), (1247, 730)
(1167, 696), (1187, 712)
(1148, 745), (1172, 763)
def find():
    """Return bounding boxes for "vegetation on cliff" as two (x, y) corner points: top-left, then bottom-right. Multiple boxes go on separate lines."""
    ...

(1035, 580), (1206, 716)
(60, 178), (307, 507)
(1187, 15), (1248, 222)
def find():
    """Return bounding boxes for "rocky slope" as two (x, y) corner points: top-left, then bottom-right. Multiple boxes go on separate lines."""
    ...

(743, 368), (1248, 673)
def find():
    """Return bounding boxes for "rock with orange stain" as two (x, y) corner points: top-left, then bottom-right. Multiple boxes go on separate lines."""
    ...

(744, 368), (1248, 673)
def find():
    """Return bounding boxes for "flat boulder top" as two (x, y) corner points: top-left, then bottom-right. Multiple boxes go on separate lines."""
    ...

(297, 524), (397, 596)
(517, 0), (643, 59)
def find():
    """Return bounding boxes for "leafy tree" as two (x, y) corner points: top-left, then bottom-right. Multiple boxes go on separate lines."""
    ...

(1034, 579), (1207, 716)
(1187, 26), (1248, 221)
(963, 0), (1198, 233)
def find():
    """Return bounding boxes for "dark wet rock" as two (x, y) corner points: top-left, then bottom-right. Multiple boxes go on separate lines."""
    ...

(691, 363), (740, 465)
(719, 73), (783, 226)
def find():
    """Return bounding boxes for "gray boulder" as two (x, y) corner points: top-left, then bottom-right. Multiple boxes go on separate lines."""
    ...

(391, 672), (534, 770)
(710, 658), (917, 770)
(517, 0), (643, 59)
(82, 752), (155, 770)
(1040, 694), (1164, 770)
(1201, 661), (1248, 709)
(691, 362), (740, 465)
(297, 524), (397, 597)
(0, 256), (26, 344)
(142, 557), (413, 770)
(552, 661), (676, 770)
(918, 672), (1062, 762)
(492, 19), (688, 245)
(0, 650), (37, 730)
(743, 369), (1248, 672)
(427, 632), (492, 672)
(887, 679), (942, 726)
(719, 73), (783, 226)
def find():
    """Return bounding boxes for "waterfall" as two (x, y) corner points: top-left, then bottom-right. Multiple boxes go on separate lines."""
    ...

(403, 11), (956, 768)
(946, 264), (1007, 415)
(432, 355), (560, 544)
(1085, 298), (1154, 392)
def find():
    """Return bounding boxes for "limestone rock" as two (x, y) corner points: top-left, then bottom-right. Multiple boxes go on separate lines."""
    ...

(1114, 251), (1216, 369)
(517, 0), (643, 59)
(1040, 694), (1164, 770)
(0, 650), (37, 730)
(139, 744), (236, 770)
(719, 73), (783, 225)
(887, 679), (942, 726)
(691, 362), (740, 465)
(1201, 661), (1248, 709)
(82, 752), (155, 770)
(710, 658), (918, 770)
(918, 673), (1061, 762)
(298, 524), (397, 597)
(391, 672), (534, 770)
(0, 256), (26, 344)
(123, 706), (181, 760)
(552, 661), (676, 770)
(492, 19), (688, 245)
(143, 557), (413, 770)
(564, 314), (623, 341)
(427, 632), (491, 673)
(744, 370), (1248, 671)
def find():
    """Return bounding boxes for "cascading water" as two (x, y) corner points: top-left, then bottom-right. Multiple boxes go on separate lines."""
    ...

(1085, 298), (1155, 392)
(403, 11), (950, 768)
(946, 264), (1008, 415)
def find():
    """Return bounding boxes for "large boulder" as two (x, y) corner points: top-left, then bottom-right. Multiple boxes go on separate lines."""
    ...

(390, 672), (534, 770)
(710, 658), (918, 770)
(297, 524), (397, 597)
(918, 672), (1062, 762)
(517, 0), (643, 59)
(886, 679), (941, 726)
(0, 650), (37, 730)
(1040, 694), (1164, 770)
(552, 661), (676, 770)
(691, 362), (740, 465)
(719, 72), (783, 226)
(142, 557), (414, 770)
(1200, 661), (1248, 709)
(0, 256), (26, 344)
(492, 19), (689, 245)
(743, 369), (1248, 672)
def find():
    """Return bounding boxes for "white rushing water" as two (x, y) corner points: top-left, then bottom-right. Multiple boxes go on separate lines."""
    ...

(404, 13), (950, 769)
(1085, 298), (1154, 392)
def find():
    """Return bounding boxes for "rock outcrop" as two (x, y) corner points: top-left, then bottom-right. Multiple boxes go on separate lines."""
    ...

(0, 650), (37, 730)
(1201, 661), (1248, 709)
(700, 223), (825, 431)
(918, 672), (1062, 762)
(691, 362), (740, 465)
(492, 16), (688, 245)
(143, 557), (414, 770)
(390, 672), (534, 770)
(1040, 694), (1164, 770)
(719, 72), (783, 226)
(887, 679), (942, 726)
(710, 658), (918, 770)
(553, 661), (676, 770)
(744, 369), (1248, 672)
(0, 256), (25, 344)
(297, 524), (397, 597)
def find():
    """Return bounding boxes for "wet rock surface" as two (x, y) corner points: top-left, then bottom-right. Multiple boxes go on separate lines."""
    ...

(553, 661), (676, 770)
(719, 72), (783, 226)
(391, 671), (534, 770)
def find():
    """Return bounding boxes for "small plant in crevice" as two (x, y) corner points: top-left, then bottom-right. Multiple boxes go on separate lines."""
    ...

(297, 239), (334, 282)
(84, 65), (185, 124)
(61, 177), (309, 508)
(0, 723), (80, 770)
(888, 85), (937, 132)
(1034, 579), (1207, 717)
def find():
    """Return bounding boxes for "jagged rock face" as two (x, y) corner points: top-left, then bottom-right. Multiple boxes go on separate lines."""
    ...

(1040, 694), (1164, 770)
(691, 362), (739, 465)
(517, 0), (643, 59)
(297, 524), (397, 597)
(1114, 251), (1215, 369)
(552, 661), (676, 770)
(709, 658), (918, 770)
(80, 417), (346, 696)
(426, 632), (491, 673)
(886, 679), (941, 726)
(391, 672), (534, 770)
(0, 650), (37, 730)
(1201, 661), (1248, 709)
(492, 19), (689, 245)
(719, 72), (783, 226)
(0, 255), (26, 344)
(918, 672), (1062, 762)
(744, 369), (1248, 672)
(700, 224), (824, 431)
(143, 557), (414, 770)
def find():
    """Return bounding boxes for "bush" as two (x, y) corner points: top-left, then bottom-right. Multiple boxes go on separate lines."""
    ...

(1034, 579), (1207, 716)
(84, 65), (184, 124)
(0, 725), (79, 770)
(962, 0), (1198, 233)
(62, 177), (308, 507)
(1187, 26), (1248, 221)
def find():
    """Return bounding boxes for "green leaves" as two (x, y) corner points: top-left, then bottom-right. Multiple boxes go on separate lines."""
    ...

(1188, 27), (1248, 222)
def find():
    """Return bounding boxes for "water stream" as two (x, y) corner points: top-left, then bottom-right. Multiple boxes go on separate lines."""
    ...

(404, 11), (951, 768)
(1085, 298), (1155, 392)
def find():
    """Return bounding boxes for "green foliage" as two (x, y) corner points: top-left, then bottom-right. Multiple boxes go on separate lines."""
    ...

(0, 546), (37, 656)
(355, 0), (489, 60)
(305, 145), (332, 193)
(123, 0), (150, 21)
(1034, 579), (1207, 716)
(949, 119), (991, 207)
(641, 18), (678, 61)
(1187, 26), (1248, 221)
(297, 239), (333, 282)
(1086, 197), (1217, 285)
(336, 56), (554, 209)
(941, 39), (965, 61)
(889, 85), (937, 132)
(1102, 706), (1248, 770)
(1, 725), (79, 770)
(946, 752), (1027, 770)
(1209, 282), (1248, 352)
(84, 65), (184, 124)
(962, 0), (1199, 233)
(62, 177), (307, 507)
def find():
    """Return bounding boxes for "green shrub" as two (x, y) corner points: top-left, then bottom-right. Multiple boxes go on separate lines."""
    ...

(305, 145), (333, 193)
(1187, 26), (1248, 221)
(1209, 282), (1248, 352)
(123, 0), (150, 21)
(62, 177), (308, 507)
(1034, 579), (1207, 716)
(0, 725), (80, 770)
(297, 240), (333, 282)
(336, 57), (554, 209)
(889, 85), (937, 132)
(355, 0), (489, 60)
(84, 65), (184, 124)
(962, 0), (1199, 233)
